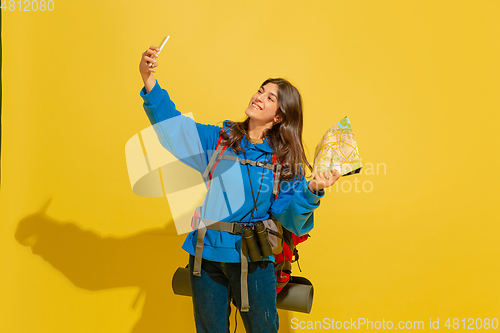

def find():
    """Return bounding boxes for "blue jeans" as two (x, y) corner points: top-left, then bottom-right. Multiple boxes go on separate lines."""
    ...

(188, 254), (279, 333)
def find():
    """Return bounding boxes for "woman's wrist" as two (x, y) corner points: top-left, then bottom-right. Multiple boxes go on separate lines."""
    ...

(307, 181), (321, 195)
(142, 73), (156, 94)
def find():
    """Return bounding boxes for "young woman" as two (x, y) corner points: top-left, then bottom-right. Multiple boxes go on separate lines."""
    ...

(139, 45), (340, 333)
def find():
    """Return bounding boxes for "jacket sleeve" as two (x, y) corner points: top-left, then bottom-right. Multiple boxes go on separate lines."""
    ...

(140, 80), (220, 173)
(270, 175), (324, 236)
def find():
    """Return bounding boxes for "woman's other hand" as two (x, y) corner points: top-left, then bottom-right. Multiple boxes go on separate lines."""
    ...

(308, 169), (341, 192)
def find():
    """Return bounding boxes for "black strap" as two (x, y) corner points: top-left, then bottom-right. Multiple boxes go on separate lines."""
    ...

(244, 151), (266, 220)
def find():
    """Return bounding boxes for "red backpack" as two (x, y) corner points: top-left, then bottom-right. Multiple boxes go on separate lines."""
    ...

(274, 229), (309, 293)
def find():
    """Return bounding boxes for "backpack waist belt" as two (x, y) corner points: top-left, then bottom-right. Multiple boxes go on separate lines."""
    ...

(192, 211), (270, 313)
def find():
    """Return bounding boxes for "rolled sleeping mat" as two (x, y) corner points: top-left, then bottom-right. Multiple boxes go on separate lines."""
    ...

(172, 267), (314, 314)
(277, 275), (314, 314)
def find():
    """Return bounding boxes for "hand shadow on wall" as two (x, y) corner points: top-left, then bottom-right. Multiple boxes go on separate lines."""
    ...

(14, 199), (293, 333)
(14, 198), (195, 332)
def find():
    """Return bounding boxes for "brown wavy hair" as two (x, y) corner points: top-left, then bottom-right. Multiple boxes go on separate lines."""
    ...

(221, 78), (312, 180)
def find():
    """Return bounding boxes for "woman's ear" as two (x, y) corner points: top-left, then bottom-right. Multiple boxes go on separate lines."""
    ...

(273, 114), (282, 124)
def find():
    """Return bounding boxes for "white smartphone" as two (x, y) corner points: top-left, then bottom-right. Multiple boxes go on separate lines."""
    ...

(148, 35), (170, 67)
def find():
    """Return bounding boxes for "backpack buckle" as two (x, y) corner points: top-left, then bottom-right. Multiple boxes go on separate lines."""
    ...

(231, 222), (243, 234)
(255, 161), (265, 167)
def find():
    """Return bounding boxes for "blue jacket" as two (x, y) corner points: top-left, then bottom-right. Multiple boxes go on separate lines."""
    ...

(141, 81), (324, 263)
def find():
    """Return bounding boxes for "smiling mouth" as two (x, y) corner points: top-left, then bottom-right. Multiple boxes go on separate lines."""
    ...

(252, 102), (262, 110)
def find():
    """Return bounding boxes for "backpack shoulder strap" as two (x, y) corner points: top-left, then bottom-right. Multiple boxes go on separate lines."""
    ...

(202, 133), (228, 181)
(272, 155), (281, 200)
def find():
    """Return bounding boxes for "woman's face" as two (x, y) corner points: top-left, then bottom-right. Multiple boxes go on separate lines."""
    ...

(245, 83), (281, 126)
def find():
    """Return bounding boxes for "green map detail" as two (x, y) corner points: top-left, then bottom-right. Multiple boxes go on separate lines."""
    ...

(339, 117), (351, 128)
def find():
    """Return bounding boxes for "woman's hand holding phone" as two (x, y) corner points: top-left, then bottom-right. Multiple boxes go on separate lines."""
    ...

(139, 46), (160, 93)
(140, 36), (169, 93)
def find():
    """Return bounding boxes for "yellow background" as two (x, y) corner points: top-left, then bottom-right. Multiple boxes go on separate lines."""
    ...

(2, 0), (499, 332)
